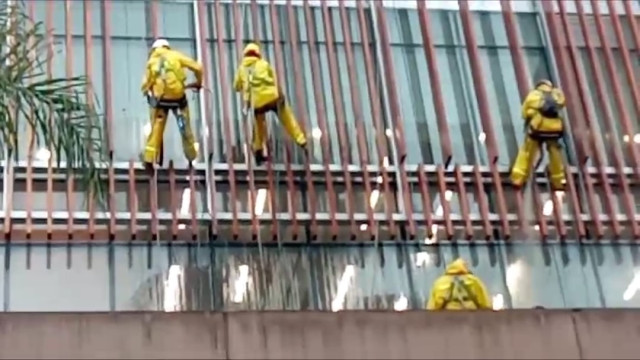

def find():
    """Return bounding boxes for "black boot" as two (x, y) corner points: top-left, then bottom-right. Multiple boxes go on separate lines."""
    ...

(254, 149), (267, 166)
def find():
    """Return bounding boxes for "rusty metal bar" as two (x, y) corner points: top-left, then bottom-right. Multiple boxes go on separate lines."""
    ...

(371, 1), (415, 238)
(557, 0), (619, 237)
(415, 0), (453, 166)
(128, 160), (137, 240)
(267, 0), (299, 240)
(284, 0), (318, 239)
(212, 1), (240, 239)
(149, 0), (159, 241)
(564, 167), (586, 237)
(83, 0), (96, 240)
(453, 166), (472, 239)
(195, 1), (218, 240)
(338, 1), (375, 239)
(169, 160), (178, 239)
(436, 164), (453, 239)
(578, 0), (639, 238)
(458, 0), (510, 238)
(321, 2), (357, 239)
(355, 0), (396, 237)
(499, 0), (539, 232)
(250, 0), (278, 242)
(188, 166), (197, 240)
(61, 0), (73, 240)
(473, 165), (493, 240)
(101, 0), (116, 241)
(25, 1), (35, 239)
(417, 164), (433, 240)
(232, 1), (259, 241)
(539, 0), (598, 239)
(623, 0), (640, 55)
(302, 0), (339, 239)
(611, 1), (640, 122)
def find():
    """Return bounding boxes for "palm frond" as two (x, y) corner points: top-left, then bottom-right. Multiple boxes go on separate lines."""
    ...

(0, 2), (108, 210)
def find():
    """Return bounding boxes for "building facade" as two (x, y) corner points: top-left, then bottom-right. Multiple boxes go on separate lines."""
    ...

(0, 0), (639, 312)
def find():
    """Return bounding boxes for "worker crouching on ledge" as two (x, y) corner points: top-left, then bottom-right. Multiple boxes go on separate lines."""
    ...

(510, 79), (567, 192)
(233, 42), (307, 166)
(426, 258), (492, 310)
(140, 38), (203, 171)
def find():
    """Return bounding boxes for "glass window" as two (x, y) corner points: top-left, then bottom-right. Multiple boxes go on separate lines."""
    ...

(7, 245), (110, 311)
(591, 244), (640, 308)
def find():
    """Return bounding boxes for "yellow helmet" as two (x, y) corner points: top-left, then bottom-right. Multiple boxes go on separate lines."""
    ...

(535, 79), (553, 88)
(243, 42), (261, 58)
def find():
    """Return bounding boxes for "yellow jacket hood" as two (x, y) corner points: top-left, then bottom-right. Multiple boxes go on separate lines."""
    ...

(444, 258), (471, 275)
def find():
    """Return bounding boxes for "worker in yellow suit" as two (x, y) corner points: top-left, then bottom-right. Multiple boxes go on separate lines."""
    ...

(233, 42), (307, 165)
(140, 38), (203, 171)
(511, 79), (567, 191)
(426, 258), (492, 311)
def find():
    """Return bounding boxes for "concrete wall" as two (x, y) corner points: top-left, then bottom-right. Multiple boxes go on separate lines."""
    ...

(0, 310), (638, 359)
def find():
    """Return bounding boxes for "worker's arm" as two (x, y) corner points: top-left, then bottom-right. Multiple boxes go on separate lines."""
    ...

(178, 52), (203, 87)
(520, 90), (538, 121)
(426, 279), (444, 310)
(553, 88), (566, 108)
(140, 62), (152, 94)
(471, 277), (492, 310)
(233, 66), (244, 93)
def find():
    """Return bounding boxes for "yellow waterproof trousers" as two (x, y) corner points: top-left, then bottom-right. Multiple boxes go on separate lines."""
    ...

(143, 104), (198, 164)
(252, 96), (306, 152)
(511, 135), (565, 191)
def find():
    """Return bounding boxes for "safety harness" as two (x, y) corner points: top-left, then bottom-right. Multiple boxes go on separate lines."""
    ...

(440, 275), (481, 310)
(527, 90), (564, 141)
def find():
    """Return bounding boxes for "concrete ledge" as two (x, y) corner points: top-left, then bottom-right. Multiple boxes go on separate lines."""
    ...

(0, 310), (637, 359)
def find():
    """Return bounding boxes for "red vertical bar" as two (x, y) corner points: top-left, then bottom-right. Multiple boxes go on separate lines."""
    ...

(188, 166), (197, 240)
(557, 0), (618, 237)
(149, 0), (159, 241)
(232, 1), (259, 241)
(129, 160), (137, 240)
(623, 0), (640, 54)
(338, 1), (375, 239)
(196, 0), (218, 237)
(577, 0), (637, 238)
(372, 2), (416, 238)
(457, 0), (510, 238)
(473, 165), (493, 239)
(321, 2), (357, 238)
(612, 1), (640, 123)
(268, 0), (299, 240)
(83, 0), (96, 239)
(302, 0), (339, 239)
(249, 0), (278, 241)
(169, 161), (178, 240)
(417, 165), (433, 239)
(355, 1), (396, 237)
(416, 0), (453, 165)
(284, 0), (318, 239)
(540, 1), (597, 240)
(101, 0), (116, 241)
(564, 166), (586, 237)
(63, 0), (74, 240)
(436, 165), (453, 239)
(25, 1), (36, 240)
(499, 0), (540, 232)
(454, 166), (473, 239)
(212, 1), (239, 239)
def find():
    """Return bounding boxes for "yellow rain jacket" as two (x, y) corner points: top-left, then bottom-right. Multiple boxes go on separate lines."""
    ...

(426, 258), (492, 311)
(233, 43), (280, 109)
(522, 81), (566, 138)
(141, 47), (203, 101)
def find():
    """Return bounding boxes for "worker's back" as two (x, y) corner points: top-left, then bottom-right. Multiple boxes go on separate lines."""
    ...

(522, 81), (566, 138)
(426, 259), (492, 311)
(145, 47), (189, 100)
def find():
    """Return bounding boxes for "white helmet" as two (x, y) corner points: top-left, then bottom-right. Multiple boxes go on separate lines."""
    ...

(151, 38), (170, 50)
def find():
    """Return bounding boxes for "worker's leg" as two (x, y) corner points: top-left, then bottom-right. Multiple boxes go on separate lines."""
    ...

(276, 97), (307, 147)
(546, 139), (566, 191)
(178, 105), (198, 163)
(143, 107), (168, 164)
(252, 112), (268, 165)
(510, 135), (540, 189)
